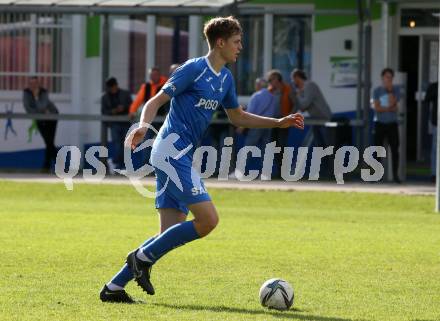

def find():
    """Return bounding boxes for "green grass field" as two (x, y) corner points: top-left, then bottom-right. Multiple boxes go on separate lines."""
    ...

(0, 180), (439, 321)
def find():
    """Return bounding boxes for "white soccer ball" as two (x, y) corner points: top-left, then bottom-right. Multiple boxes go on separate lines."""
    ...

(259, 278), (294, 311)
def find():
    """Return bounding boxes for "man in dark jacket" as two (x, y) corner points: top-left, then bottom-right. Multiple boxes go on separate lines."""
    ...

(101, 77), (132, 170)
(23, 76), (58, 171)
(291, 69), (332, 147)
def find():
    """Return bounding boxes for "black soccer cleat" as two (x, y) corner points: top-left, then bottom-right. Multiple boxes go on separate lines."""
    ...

(126, 249), (155, 295)
(99, 285), (135, 303)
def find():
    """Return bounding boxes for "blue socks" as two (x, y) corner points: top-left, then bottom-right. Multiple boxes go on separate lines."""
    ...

(109, 236), (156, 288)
(109, 221), (200, 289)
(139, 221), (200, 263)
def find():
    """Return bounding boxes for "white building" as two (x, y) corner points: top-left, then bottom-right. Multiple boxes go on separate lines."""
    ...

(0, 0), (438, 175)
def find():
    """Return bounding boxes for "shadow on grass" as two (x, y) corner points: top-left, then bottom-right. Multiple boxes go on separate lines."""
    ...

(153, 303), (366, 321)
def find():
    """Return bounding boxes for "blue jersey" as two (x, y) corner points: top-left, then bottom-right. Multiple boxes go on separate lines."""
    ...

(155, 56), (239, 158)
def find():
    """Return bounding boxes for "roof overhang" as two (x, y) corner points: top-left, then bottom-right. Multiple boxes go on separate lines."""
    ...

(0, 0), (243, 15)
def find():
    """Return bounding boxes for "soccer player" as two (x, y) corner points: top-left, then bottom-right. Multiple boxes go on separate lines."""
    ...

(100, 16), (304, 303)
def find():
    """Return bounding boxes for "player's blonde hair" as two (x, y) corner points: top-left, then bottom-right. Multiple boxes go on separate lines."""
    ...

(203, 16), (242, 49)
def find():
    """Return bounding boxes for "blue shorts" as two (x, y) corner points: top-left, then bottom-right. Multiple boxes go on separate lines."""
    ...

(154, 157), (211, 215)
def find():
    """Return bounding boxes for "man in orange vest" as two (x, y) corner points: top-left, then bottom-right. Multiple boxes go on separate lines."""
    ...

(129, 66), (168, 119)
(267, 69), (294, 178)
(128, 67), (168, 166)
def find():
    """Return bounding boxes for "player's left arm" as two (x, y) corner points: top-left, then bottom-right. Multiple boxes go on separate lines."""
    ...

(225, 106), (304, 130)
(223, 76), (303, 130)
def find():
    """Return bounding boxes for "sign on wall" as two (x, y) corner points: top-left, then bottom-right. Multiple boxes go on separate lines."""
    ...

(330, 56), (358, 88)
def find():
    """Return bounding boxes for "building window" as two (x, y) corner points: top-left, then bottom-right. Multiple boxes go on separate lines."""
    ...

(111, 16), (189, 94)
(272, 15), (311, 84)
(156, 16), (189, 76)
(231, 15), (264, 96)
(0, 13), (72, 93)
(128, 16), (148, 93)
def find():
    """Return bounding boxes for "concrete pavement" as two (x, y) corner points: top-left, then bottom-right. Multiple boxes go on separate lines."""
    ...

(0, 172), (434, 196)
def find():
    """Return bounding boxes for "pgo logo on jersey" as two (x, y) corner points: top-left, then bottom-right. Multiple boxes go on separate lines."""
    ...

(195, 98), (219, 111)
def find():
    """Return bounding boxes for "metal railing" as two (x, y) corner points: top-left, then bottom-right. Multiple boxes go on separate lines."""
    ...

(0, 112), (367, 173)
(0, 112), (381, 180)
(0, 112), (365, 149)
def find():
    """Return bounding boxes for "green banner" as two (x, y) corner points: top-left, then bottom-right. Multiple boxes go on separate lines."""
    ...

(86, 16), (101, 58)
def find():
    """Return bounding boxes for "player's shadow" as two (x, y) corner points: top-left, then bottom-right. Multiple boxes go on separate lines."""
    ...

(153, 303), (365, 321)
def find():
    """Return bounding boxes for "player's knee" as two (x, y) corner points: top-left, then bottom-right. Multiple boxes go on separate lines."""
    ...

(206, 214), (219, 232)
(196, 214), (219, 237)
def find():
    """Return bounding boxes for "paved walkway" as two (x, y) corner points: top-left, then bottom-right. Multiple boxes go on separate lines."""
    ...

(0, 172), (435, 196)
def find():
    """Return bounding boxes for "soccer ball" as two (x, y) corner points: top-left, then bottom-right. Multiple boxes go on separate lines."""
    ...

(259, 278), (294, 310)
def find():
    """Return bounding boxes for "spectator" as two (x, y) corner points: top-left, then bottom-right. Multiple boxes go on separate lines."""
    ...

(237, 78), (277, 177)
(242, 77), (277, 146)
(101, 77), (132, 170)
(267, 69), (294, 118)
(291, 69), (332, 148)
(373, 68), (401, 184)
(129, 66), (168, 119)
(267, 69), (294, 177)
(130, 65), (173, 167)
(23, 76), (58, 171)
(424, 81), (438, 182)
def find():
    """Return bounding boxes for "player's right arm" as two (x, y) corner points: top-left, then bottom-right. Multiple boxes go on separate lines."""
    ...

(125, 91), (170, 150)
(139, 91), (170, 126)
